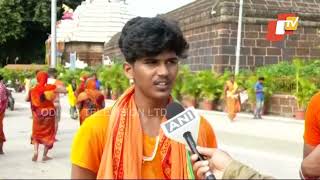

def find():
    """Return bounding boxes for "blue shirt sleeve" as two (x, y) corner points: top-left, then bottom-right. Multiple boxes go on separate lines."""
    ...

(254, 82), (263, 93)
(96, 80), (101, 90)
(254, 82), (259, 91)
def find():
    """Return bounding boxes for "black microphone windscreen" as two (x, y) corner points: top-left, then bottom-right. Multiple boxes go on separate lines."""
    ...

(165, 102), (185, 120)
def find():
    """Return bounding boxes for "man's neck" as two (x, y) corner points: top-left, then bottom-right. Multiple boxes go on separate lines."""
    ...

(134, 91), (168, 136)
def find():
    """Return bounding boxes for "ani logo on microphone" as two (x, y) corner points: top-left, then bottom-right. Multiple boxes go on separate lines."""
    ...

(266, 13), (299, 42)
(164, 109), (195, 133)
(161, 107), (200, 148)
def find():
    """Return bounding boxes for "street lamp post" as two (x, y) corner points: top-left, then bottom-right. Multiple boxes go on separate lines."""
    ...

(50, 0), (57, 68)
(235, 0), (243, 75)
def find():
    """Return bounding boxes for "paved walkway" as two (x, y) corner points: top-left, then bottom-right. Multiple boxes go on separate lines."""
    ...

(0, 94), (304, 178)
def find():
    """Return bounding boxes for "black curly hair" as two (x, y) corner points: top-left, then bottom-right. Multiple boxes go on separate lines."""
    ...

(119, 17), (189, 64)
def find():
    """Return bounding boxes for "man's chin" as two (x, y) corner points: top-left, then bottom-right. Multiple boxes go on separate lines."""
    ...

(151, 91), (171, 100)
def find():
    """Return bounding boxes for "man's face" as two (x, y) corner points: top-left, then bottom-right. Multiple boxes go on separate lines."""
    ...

(259, 80), (264, 84)
(125, 50), (179, 100)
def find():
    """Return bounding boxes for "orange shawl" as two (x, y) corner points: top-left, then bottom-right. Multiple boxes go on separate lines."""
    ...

(97, 86), (215, 179)
(77, 79), (104, 125)
(30, 71), (56, 148)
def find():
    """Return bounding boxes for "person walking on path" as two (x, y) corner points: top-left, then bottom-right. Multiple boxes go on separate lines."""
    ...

(67, 79), (78, 120)
(47, 68), (67, 140)
(253, 77), (265, 119)
(0, 75), (8, 154)
(30, 71), (56, 161)
(77, 78), (105, 125)
(224, 75), (240, 121)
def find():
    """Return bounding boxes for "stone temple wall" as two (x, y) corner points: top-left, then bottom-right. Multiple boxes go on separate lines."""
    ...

(104, 0), (320, 72)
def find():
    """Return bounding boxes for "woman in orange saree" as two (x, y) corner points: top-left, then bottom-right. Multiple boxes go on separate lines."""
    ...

(30, 71), (56, 161)
(77, 79), (105, 125)
(224, 76), (241, 121)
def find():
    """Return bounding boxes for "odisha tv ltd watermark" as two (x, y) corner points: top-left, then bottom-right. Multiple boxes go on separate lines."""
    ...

(266, 13), (299, 42)
(40, 107), (170, 117)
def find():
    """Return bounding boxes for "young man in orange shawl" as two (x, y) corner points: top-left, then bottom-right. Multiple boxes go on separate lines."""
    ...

(300, 91), (320, 179)
(71, 17), (218, 179)
(77, 78), (105, 125)
(30, 71), (57, 161)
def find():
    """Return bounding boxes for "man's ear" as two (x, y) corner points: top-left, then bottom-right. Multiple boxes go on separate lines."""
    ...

(123, 63), (133, 79)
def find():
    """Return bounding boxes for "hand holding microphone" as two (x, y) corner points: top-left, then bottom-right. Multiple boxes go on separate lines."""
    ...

(190, 146), (233, 179)
(183, 132), (216, 180)
(161, 103), (273, 179)
(191, 146), (275, 179)
(162, 102), (216, 180)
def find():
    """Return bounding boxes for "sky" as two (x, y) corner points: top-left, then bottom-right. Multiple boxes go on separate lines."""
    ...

(127, 0), (195, 17)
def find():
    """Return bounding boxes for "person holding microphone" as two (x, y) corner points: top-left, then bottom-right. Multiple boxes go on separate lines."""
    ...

(191, 146), (273, 179)
(300, 91), (320, 179)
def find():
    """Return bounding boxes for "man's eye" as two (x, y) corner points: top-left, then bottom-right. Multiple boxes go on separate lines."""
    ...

(168, 60), (178, 64)
(145, 61), (157, 64)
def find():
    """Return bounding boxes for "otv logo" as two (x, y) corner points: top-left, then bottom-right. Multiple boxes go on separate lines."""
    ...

(266, 13), (299, 42)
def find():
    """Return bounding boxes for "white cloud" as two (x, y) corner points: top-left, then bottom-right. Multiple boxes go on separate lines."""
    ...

(127, 0), (195, 17)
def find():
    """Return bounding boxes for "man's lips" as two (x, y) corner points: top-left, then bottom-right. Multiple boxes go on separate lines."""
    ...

(153, 80), (171, 90)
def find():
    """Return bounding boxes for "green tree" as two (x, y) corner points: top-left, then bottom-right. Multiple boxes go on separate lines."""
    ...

(0, 0), (83, 66)
(0, 0), (24, 44)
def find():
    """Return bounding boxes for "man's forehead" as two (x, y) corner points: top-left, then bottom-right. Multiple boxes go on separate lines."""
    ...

(145, 54), (178, 60)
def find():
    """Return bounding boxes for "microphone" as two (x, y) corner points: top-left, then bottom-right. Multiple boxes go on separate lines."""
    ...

(161, 102), (216, 180)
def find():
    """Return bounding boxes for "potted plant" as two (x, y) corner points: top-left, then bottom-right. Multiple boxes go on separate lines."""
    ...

(293, 59), (305, 119)
(180, 68), (200, 108)
(197, 70), (223, 110)
(98, 65), (112, 99)
(105, 63), (129, 100)
(294, 77), (317, 119)
(171, 65), (189, 102)
(209, 71), (231, 111)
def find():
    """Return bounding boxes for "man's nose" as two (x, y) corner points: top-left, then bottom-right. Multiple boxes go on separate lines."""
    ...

(157, 63), (169, 76)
